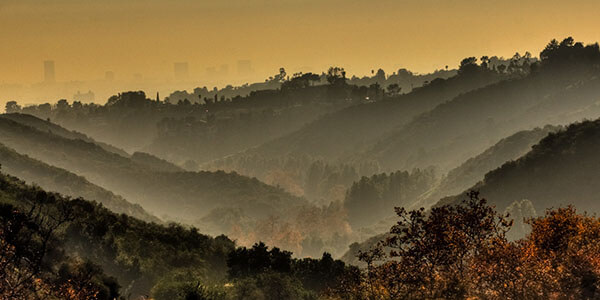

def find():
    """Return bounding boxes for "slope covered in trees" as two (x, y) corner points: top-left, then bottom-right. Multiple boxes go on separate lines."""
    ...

(412, 126), (558, 210)
(364, 38), (600, 173)
(205, 64), (507, 201)
(0, 116), (301, 220)
(0, 113), (129, 157)
(0, 115), (357, 256)
(213, 65), (505, 164)
(343, 168), (436, 229)
(436, 118), (600, 215)
(11, 73), (387, 164)
(0, 170), (236, 298)
(330, 192), (600, 299)
(1, 113), (184, 172)
(130, 151), (184, 172)
(0, 170), (357, 299)
(147, 82), (377, 165)
(0, 142), (158, 223)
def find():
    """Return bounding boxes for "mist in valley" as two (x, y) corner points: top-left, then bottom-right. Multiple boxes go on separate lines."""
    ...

(3, 1), (600, 299)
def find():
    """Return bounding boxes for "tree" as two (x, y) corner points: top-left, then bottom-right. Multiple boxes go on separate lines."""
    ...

(326, 67), (346, 85)
(335, 191), (512, 299)
(5, 101), (21, 113)
(458, 57), (479, 75)
(227, 242), (293, 278)
(374, 68), (386, 83)
(480, 56), (490, 69)
(386, 83), (401, 96)
(0, 198), (119, 299)
(56, 99), (70, 110)
(331, 191), (600, 299)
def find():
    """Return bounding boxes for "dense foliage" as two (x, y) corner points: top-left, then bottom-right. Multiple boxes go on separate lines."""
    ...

(0, 115), (359, 257)
(438, 118), (600, 215)
(0, 198), (120, 299)
(366, 38), (600, 173)
(0, 142), (158, 222)
(0, 113), (128, 157)
(5, 37), (600, 299)
(205, 64), (504, 203)
(414, 126), (557, 210)
(329, 192), (600, 299)
(0, 170), (236, 297)
(0, 170), (356, 299)
(344, 168), (436, 229)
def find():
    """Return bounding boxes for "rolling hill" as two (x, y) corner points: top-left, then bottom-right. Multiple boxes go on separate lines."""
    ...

(0, 142), (158, 223)
(217, 67), (504, 163)
(364, 42), (600, 174)
(436, 118), (600, 214)
(0, 113), (129, 157)
(0, 170), (235, 297)
(0, 116), (305, 223)
(410, 126), (558, 210)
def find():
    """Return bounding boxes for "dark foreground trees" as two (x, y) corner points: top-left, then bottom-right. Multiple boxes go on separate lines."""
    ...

(0, 201), (119, 300)
(328, 191), (600, 300)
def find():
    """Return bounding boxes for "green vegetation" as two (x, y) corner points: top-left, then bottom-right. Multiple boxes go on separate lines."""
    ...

(0, 170), (234, 297)
(329, 192), (600, 299)
(0, 113), (129, 157)
(437, 118), (600, 215)
(344, 168), (436, 229)
(0, 142), (158, 222)
(0, 171), (356, 299)
(365, 38), (600, 173)
(9, 66), (449, 164)
(0, 116), (304, 221)
(412, 126), (557, 210)
(5, 37), (600, 299)
(0, 115), (358, 257)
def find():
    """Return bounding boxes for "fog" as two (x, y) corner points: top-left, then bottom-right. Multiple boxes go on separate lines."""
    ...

(3, 1), (600, 299)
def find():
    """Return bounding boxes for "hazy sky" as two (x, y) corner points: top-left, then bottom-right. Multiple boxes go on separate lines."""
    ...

(2, 0), (600, 85)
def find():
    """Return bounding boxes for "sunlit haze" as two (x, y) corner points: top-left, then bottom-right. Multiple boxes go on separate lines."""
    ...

(2, 0), (600, 104)
(5, 1), (600, 298)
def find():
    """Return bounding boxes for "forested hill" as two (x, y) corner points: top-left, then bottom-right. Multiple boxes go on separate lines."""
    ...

(0, 113), (185, 172)
(436, 118), (600, 214)
(217, 64), (505, 163)
(0, 113), (129, 157)
(412, 126), (558, 210)
(0, 116), (305, 223)
(0, 170), (357, 299)
(0, 142), (158, 223)
(9, 77), (384, 163)
(202, 64), (507, 200)
(0, 116), (361, 257)
(363, 38), (600, 173)
(0, 170), (235, 297)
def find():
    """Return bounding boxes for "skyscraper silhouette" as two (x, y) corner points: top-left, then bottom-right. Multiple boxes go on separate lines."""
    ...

(44, 60), (55, 83)
(174, 62), (189, 81)
(237, 60), (253, 75)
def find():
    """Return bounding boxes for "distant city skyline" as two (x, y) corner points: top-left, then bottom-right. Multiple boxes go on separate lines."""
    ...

(43, 61), (55, 84)
(2, 0), (600, 105)
(2, 0), (600, 86)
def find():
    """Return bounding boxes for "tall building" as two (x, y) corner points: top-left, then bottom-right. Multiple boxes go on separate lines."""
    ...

(105, 71), (115, 81)
(44, 60), (55, 83)
(174, 62), (189, 81)
(219, 64), (229, 77)
(237, 60), (253, 75)
(73, 90), (95, 102)
(206, 66), (217, 78)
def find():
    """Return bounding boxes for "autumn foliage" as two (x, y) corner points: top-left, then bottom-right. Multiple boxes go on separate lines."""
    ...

(329, 191), (600, 300)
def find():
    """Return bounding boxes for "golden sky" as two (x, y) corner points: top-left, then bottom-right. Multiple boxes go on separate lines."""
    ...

(1, 0), (600, 86)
